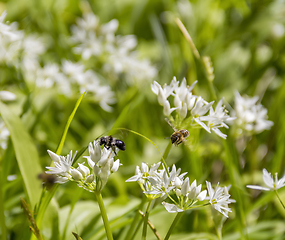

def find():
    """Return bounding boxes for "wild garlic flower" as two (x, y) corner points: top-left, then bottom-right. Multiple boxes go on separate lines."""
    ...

(45, 140), (122, 192)
(45, 150), (77, 183)
(0, 118), (10, 150)
(206, 181), (235, 218)
(126, 163), (208, 213)
(151, 77), (234, 139)
(162, 178), (207, 213)
(232, 91), (273, 136)
(247, 168), (285, 191)
(83, 140), (122, 192)
(0, 10), (24, 66)
(71, 12), (157, 84)
(126, 162), (162, 200)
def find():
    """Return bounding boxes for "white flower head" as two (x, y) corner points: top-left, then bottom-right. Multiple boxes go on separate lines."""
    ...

(232, 91), (273, 136)
(247, 168), (285, 191)
(206, 181), (234, 218)
(152, 77), (232, 139)
(45, 150), (77, 183)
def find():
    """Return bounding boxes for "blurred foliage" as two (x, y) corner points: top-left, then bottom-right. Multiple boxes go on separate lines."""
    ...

(0, 0), (285, 239)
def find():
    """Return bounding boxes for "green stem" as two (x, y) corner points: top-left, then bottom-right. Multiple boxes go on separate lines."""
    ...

(95, 192), (113, 240)
(142, 200), (152, 240)
(160, 140), (172, 176)
(126, 197), (147, 240)
(274, 190), (285, 210)
(130, 218), (144, 240)
(0, 162), (7, 240)
(216, 227), (222, 240)
(164, 212), (184, 240)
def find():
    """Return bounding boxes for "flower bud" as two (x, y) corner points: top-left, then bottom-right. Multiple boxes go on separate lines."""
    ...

(89, 141), (101, 163)
(158, 88), (166, 106)
(179, 103), (187, 119)
(77, 163), (90, 177)
(111, 159), (121, 173)
(70, 169), (83, 181)
(86, 174), (94, 183)
(93, 165), (101, 177)
(197, 190), (207, 201)
(47, 150), (61, 163)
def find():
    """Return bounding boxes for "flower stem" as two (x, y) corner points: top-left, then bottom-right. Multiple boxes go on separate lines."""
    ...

(95, 192), (113, 240)
(274, 190), (285, 210)
(216, 227), (222, 240)
(142, 200), (152, 240)
(164, 212), (183, 240)
(161, 140), (172, 176)
(126, 197), (147, 240)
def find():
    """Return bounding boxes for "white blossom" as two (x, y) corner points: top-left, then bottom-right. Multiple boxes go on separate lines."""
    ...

(232, 91), (273, 135)
(0, 119), (9, 150)
(206, 181), (234, 218)
(152, 77), (234, 139)
(247, 168), (285, 191)
(45, 150), (77, 183)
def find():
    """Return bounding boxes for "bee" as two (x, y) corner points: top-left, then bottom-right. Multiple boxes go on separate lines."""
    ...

(38, 172), (57, 189)
(165, 118), (189, 146)
(99, 136), (126, 153)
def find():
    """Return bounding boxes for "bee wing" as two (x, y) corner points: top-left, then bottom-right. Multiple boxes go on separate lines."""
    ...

(165, 118), (178, 132)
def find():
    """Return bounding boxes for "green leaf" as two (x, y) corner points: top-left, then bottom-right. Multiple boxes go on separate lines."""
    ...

(0, 101), (42, 208)
(56, 91), (86, 155)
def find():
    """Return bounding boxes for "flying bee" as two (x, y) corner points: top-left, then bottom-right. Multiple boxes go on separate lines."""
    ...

(38, 172), (57, 190)
(165, 118), (190, 146)
(99, 136), (126, 154)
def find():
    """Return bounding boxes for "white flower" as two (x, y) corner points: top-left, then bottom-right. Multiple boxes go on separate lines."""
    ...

(232, 91), (273, 135)
(0, 119), (10, 149)
(0, 91), (16, 101)
(206, 181), (234, 218)
(191, 97), (214, 133)
(126, 162), (161, 182)
(162, 202), (184, 213)
(247, 168), (285, 191)
(35, 63), (61, 88)
(200, 98), (236, 139)
(45, 150), (77, 183)
(83, 141), (122, 192)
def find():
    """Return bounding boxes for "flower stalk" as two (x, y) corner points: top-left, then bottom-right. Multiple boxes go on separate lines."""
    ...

(142, 200), (152, 240)
(274, 190), (285, 210)
(95, 192), (113, 240)
(164, 212), (183, 240)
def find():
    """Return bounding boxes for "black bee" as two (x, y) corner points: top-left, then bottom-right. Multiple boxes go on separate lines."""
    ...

(99, 136), (126, 153)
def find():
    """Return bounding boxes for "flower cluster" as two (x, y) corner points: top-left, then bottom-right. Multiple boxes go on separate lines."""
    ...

(151, 77), (235, 139)
(0, 90), (16, 150)
(232, 91), (273, 136)
(126, 162), (234, 217)
(45, 140), (122, 192)
(71, 12), (157, 85)
(247, 168), (285, 191)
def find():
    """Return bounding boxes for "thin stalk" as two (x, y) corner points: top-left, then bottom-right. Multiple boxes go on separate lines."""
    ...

(0, 165), (7, 240)
(126, 197), (147, 240)
(275, 190), (285, 210)
(160, 140), (172, 176)
(139, 210), (162, 240)
(164, 212), (184, 240)
(95, 192), (113, 240)
(130, 218), (144, 240)
(216, 227), (222, 240)
(142, 200), (152, 240)
(175, 17), (217, 100)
